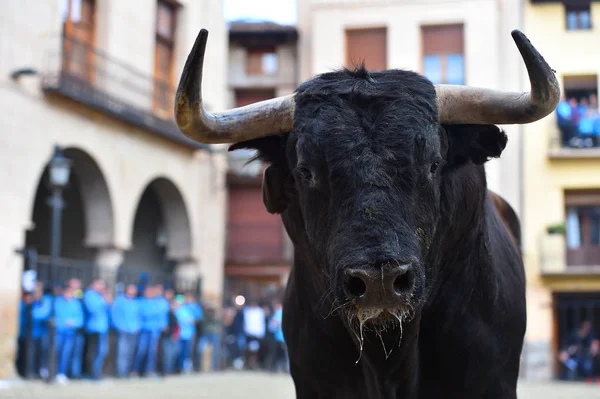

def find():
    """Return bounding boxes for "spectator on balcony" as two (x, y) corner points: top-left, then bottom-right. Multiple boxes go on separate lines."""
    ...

(575, 97), (595, 148)
(133, 286), (164, 377)
(54, 285), (84, 384)
(83, 279), (111, 380)
(111, 284), (141, 378)
(67, 278), (85, 380)
(556, 96), (580, 147)
(175, 294), (196, 373)
(31, 282), (52, 379)
(588, 94), (600, 144)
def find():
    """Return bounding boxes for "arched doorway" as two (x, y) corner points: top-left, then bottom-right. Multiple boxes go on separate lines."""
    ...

(121, 177), (194, 289)
(25, 147), (114, 284)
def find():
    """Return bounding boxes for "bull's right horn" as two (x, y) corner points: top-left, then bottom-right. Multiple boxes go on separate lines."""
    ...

(174, 29), (295, 144)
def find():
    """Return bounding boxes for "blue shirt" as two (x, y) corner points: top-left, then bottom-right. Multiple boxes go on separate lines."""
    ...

(186, 302), (204, 322)
(271, 308), (285, 343)
(31, 295), (52, 338)
(139, 297), (168, 333)
(175, 305), (196, 340)
(556, 101), (572, 126)
(579, 116), (595, 135)
(54, 296), (84, 333)
(83, 289), (109, 334)
(111, 295), (141, 334)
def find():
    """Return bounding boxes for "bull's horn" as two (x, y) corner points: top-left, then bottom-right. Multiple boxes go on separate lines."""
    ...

(174, 29), (295, 144)
(435, 29), (560, 125)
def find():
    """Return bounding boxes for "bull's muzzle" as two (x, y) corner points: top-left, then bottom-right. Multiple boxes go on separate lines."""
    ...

(343, 263), (414, 309)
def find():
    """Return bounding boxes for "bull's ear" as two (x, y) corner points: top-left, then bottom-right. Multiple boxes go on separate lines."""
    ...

(262, 164), (289, 214)
(444, 124), (507, 168)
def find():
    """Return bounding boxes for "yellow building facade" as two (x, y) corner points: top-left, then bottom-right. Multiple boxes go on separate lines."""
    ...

(522, 0), (600, 380)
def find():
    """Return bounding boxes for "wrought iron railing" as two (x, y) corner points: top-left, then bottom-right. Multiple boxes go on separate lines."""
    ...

(41, 34), (206, 149)
(23, 252), (201, 297)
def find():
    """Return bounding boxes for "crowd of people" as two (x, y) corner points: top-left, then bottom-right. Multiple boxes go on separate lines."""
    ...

(16, 277), (288, 384)
(556, 94), (600, 148)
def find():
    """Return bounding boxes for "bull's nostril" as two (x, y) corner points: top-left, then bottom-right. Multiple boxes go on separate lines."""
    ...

(393, 273), (412, 295)
(346, 276), (367, 298)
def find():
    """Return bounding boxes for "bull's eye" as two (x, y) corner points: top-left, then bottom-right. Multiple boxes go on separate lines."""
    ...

(430, 161), (440, 174)
(297, 166), (312, 181)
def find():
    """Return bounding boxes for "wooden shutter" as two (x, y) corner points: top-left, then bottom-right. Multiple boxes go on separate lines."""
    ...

(153, 0), (177, 118)
(345, 28), (387, 72)
(227, 186), (284, 263)
(62, 0), (96, 82)
(421, 24), (464, 55)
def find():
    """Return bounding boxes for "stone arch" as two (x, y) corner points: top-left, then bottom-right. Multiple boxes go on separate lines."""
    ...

(123, 177), (193, 274)
(26, 147), (115, 260)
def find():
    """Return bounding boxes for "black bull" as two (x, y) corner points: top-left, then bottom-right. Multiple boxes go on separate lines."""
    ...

(174, 28), (560, 399)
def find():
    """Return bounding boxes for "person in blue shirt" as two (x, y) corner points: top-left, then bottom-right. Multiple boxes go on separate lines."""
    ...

(54, 285), (84, 384)
(556, 96), (576, 146)
(32, 282), (52, 378)
(175, 295), (196, 373)
(83, 279), (110, 380)
(111, 284), (141, 378)
(66, 278), (85, 380)
(184, 292), (203, 371)
(133, 285), (167, 376)
(16, 291), (34, 377)
(268, 301), (289, 374)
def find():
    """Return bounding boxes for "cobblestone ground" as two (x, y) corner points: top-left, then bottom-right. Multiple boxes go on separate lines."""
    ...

(1, 373), (600, 399)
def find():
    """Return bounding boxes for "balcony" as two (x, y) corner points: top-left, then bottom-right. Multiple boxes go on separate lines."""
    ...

(41, 35), (206, 150)
(548, 91), (600, 158)
(540, 223), (600, 276)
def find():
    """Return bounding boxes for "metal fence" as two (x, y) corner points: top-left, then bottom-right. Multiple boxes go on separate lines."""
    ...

(20, 248), (202, 299)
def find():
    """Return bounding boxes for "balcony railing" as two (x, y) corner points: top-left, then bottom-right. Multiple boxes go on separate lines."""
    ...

(41, 35), (206, 150)
(539, 232), (600, 275)
(549, 97), (600, 158)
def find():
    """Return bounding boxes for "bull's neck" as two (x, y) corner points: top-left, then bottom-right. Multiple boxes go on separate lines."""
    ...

(426, 165), (496, 305)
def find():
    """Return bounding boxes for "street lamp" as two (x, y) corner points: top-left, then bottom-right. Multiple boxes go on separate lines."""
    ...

(45, 145), (72, 383)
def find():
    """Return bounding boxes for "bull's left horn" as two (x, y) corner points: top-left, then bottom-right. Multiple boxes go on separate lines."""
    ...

(435, 29), (560, 125)
(175, 29), (295, 144)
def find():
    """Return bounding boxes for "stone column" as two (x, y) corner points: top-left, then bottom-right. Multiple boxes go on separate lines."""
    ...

(174, 259), (200, 295)
(95, 247), (124, 291)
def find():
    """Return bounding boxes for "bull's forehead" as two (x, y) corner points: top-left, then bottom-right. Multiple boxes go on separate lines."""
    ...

(296, 115), (439, 171)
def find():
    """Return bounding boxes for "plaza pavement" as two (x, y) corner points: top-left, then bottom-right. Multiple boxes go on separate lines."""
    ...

(0, 372), (599, 398)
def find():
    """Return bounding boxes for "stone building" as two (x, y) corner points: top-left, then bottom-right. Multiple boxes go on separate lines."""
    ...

(521, 0), (600, 380)
(223, 21), (298, 302)
(0, 0), (228, 378)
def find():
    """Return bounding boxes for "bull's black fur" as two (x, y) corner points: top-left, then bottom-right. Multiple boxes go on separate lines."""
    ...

(230, 66), (526, 399)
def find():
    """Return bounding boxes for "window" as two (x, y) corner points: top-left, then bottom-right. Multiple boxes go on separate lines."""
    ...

(566, 4), (592, 31)
(345, 27), (387, 72)
(421, 24), (465, 85)
(565, 190), (600, 266)
(61, 0), (95, 82)
(246, 47), (279, 76)
(153, 0), (177, 118)
(557, 75), (598, 148)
